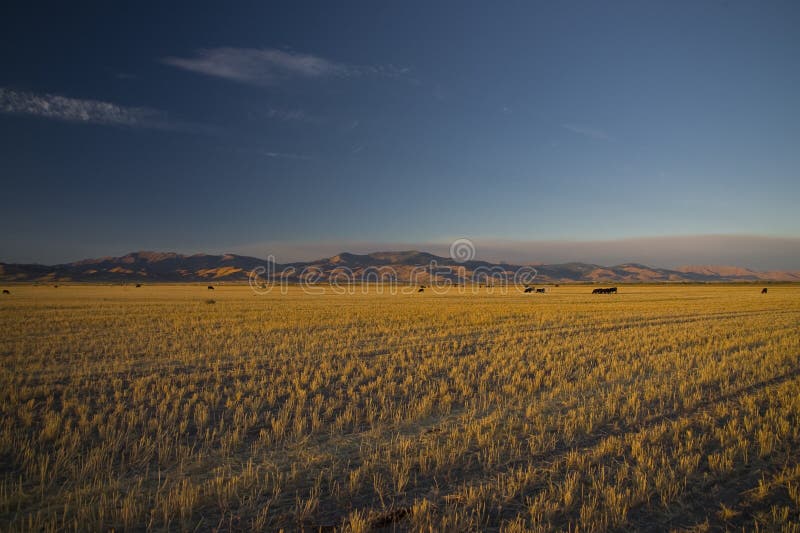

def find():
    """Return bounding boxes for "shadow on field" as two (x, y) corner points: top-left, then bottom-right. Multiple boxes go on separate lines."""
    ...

(400, 366), (800, 530)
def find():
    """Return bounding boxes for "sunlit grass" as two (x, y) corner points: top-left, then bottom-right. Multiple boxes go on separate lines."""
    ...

(1, 284), (799, 530)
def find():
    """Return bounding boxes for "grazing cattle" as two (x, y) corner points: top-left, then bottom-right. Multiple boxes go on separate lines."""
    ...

(207, 286), (215, 290)
(2, 289), (9, 295)
(418, 287), (424, 293)
(135, 283), (142, 288)
(536, 288), (546, 293)
(524, 287), (533, 293)
(761, 288), (768, 294)
(592, 287), (618, 294)
(53, 285), (58, 288)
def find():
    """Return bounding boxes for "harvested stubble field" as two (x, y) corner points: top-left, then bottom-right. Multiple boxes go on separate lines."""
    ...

(1, 284), (799, 531)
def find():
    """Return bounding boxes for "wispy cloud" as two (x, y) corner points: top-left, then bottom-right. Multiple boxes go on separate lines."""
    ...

(0, 87), (164, 127)
(261, 150), (312, 160)
(162, 47), (407, 86)
(266, 107), (317, 123)
(0, 87), (205, 132)
(562, 123), (613, 141)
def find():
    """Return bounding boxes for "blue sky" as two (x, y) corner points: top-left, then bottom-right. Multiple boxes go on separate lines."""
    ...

(1, 1), (799, 267)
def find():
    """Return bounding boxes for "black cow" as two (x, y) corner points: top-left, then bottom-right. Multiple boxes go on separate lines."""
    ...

(761, 288), (768, 294)
(207, 286), (215, 290)
(418, 287), (424, 293)
(524, 287), (533, 293)
(2, 289), (9, 294)
(536, 288), (546, 293)
(135, 283), (142, 288)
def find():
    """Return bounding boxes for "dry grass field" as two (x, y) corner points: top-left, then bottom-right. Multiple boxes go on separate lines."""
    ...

(1, 284), (799, 531)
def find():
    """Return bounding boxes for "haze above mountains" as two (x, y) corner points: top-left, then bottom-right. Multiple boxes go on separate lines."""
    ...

(1, 251), (798, 283)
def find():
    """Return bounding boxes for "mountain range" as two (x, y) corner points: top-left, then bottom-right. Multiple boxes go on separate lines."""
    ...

(1, 251), (799, 283)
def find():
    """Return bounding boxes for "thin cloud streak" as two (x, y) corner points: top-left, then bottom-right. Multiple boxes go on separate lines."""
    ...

(562, 123), (613, 141)
(162, 47), (408, 86)
(0, 87), (162, 127)
(261, 150), (312, 160)
(0, 87), (209, 133)
(266, 107), (318, 123)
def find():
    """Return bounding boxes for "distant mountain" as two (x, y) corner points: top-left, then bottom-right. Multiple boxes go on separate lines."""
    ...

(0, 251), (264, 282)
(1, 251), (797, 283)
(676, 265), (800, 282)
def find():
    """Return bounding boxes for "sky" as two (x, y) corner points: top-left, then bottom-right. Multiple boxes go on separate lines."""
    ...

(1, 1), (799, 268)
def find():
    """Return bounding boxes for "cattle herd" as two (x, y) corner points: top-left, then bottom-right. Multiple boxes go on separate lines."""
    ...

(0, 286), (774, 296)
(592, 287), (618, 294)
(523, 287), (547, 293)
(523, 286), (618, 295)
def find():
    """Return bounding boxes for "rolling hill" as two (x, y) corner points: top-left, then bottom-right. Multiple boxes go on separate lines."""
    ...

(2, 250), (798, 283)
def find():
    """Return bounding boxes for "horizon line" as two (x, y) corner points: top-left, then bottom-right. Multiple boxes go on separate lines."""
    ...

(3, 233), (800, 273)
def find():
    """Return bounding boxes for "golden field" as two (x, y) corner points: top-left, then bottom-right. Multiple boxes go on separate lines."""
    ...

(1, 284), (799, 531)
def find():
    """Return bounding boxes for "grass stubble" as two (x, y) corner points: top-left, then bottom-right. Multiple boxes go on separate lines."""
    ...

(0, 284), (799, 531)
